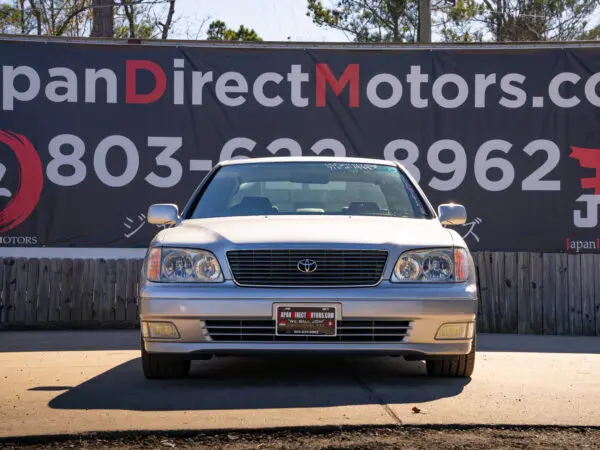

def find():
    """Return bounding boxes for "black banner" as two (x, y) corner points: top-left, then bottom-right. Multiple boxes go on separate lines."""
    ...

(1, 39), (600, 252)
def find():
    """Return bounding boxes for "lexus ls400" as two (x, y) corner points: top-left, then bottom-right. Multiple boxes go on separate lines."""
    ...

(140, 157), (477, 379)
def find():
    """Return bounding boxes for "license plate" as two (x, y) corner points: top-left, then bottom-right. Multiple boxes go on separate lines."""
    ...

(275, 305), (337, 336)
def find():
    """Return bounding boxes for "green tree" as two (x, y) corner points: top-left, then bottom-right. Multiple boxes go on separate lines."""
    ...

(440, 0), (600, 42)
(307, 0), (420, 42)
(308, 0), (600, 43)
(206, 19), (262, 41)
(0, 2), (24, 33)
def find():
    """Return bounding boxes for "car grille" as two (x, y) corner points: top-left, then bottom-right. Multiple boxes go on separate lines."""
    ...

(226, 249), (388, 287)
(203, 319), (412, 342)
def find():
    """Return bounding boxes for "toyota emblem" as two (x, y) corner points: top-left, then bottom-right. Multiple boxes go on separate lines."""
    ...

(297, 259), (318, 273)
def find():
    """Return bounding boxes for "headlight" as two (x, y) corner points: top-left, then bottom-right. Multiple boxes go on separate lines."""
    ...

(145, 247), (224, 283)
(391, 248), (469, 283)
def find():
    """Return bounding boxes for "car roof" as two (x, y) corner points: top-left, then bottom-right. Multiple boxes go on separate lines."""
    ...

(218, 156), (398, 167)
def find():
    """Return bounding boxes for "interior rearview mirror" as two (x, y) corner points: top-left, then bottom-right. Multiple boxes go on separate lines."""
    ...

(147, 203), (179, 225)
(438, 203), (467, 226)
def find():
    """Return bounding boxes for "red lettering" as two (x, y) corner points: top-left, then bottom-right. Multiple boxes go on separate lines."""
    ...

(126, 60), (166, 104)
(315, 63), (359, 108)
(570, 146), (600, 194)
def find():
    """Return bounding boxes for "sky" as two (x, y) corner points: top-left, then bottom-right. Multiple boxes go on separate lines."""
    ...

(170, 0), (350, 42)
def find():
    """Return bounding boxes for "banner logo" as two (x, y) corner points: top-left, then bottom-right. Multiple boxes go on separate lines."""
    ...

(0, 131), (43, 232)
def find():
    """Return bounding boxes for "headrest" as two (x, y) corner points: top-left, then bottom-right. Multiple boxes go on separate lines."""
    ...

(238, 196), (273, 211)
(347, 202), (380, 214)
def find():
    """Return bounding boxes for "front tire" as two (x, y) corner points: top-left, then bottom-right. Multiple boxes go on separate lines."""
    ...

(426, 338), (475, 378)
(141, 338), (190, 379)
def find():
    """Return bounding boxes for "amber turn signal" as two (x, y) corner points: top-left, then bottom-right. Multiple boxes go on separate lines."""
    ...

(146, 247), (161, 281)
(453, 248), (469, 282)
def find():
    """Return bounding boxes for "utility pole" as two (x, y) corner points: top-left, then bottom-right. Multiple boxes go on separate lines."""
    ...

(91, 0), (114, 37)
(418, 0), (431, 43)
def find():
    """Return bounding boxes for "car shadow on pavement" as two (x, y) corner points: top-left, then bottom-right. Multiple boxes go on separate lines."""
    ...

(48, 355), (470, 411)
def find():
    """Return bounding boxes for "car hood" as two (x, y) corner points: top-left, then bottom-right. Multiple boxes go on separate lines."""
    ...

(156, 216), (454, 249)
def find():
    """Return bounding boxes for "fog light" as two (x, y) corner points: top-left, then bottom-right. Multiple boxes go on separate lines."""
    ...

(436, 323), (468, 340)
(145, 321), (180, 339)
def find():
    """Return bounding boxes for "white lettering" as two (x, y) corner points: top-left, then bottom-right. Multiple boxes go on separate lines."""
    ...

(406, 65), (428, 108)
(548, 72), (580, 108)
(173, 59), (185, 105)
(474, 74), (496, 108)
(499, 73), (526, 108)
(432, 74), (468, 108)
(287, 65), (309, 107)
(584, 73), (600, 107)
(574, 194), (600, 228)
(215, 72), (248, 107)
(220, 137), (256, 161)
(45, 67), (77, 103)
(366, 73), (402, 108)
(253, 72), (283, 107)
(2, 65), (40, 110)
(85, 69), (117, 103)
(192, 71), (213, 105)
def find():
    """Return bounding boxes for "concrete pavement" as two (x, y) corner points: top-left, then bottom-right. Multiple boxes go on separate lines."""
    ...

(1, 331), (599, 438)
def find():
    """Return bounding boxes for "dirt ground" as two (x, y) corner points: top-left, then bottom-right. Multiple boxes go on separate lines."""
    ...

(2, 426), (600, 449)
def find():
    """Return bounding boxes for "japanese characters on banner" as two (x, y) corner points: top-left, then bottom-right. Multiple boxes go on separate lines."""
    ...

(1, 39), (600, 252)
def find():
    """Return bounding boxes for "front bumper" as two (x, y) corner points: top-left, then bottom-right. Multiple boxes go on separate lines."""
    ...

(140, 281), (478, 357)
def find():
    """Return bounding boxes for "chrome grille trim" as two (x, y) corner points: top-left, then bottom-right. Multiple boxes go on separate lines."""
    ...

(227, 249), (388, 287)
(203, 319), (412, 343)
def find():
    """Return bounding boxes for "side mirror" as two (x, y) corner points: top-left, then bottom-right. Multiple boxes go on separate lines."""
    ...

(438, 203), (467, 226)
(147, 203), (179, 225)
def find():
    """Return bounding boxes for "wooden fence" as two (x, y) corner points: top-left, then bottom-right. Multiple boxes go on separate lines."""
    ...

(0, 253), (599, 335)
(0, 258), (143, 329)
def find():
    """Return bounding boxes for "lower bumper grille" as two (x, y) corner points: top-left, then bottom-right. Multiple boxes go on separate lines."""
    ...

(203, 319), (412, 343)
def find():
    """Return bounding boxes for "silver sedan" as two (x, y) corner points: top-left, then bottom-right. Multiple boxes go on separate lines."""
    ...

(139, 157), (478, 379)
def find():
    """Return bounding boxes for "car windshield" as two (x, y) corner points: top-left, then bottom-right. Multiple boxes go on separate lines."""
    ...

(188, 162), (432, 219)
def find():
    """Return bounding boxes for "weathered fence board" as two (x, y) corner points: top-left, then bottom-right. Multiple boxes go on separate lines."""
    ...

(115, 259), (128, 322)
(104, 259), (117, 322)
(60, 259), (74, 322)
(529, 253), (544, 335)
(37, 259), (51, 324)
(93, 259), (106, 322)
(517, 252), (531, 334)
(0, 259), (5, 323)
(502, 252), (519, 334)
(81, 259), (95, 322)
(580, 254), (596, 336)
(48, 259), (62, 322)
(71, 259), (84, 322)
(568, 254), (583, 335)
(542, 253), (556, 335)
(555, 254), (570, 335)
(6, 258), (17, 323)
(476, 252), (491, 333)
(0, 253), (599, 335)
(595, 256), (600, 338)
(126, 259), (140, 322)
(25, 259), (39, 324)
(14, 258), (28, 324)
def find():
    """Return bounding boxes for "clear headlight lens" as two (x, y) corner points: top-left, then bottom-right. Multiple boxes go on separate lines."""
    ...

(146, 247), (224, 283)
(391, 248), (469, 283)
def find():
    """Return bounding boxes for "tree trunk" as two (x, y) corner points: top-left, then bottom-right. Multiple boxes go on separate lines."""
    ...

(496, 0), (503, 41)
(161, 0), (176, 39)
(19, 0), (26, 34)
(91, 0), (114, 37)
(28, 0), (42, 35)
(418, 0), (431, 43)
(123, 1), (136, 38)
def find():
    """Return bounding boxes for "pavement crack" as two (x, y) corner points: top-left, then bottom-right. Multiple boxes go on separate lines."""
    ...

(345, 364), (403, 425)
